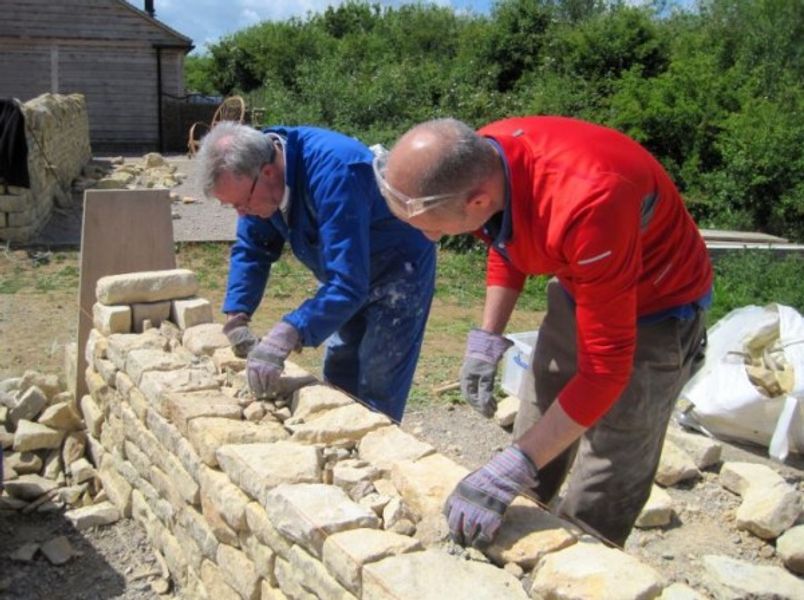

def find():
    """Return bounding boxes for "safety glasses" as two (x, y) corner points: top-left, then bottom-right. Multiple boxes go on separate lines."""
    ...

(372, 150), (461, 218)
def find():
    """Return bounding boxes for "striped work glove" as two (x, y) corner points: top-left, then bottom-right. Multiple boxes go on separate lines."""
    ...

(459, 328), (513, 418)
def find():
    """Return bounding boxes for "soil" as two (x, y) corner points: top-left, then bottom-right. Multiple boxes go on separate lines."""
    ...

(2, 154), (803, 598)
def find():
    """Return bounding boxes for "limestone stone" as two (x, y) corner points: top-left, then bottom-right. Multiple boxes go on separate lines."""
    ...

(0, 405), (6, 425)
(659, 582), (709, 599)
(530, 542), (663, 600)
(10, 542), (39, 562)
(69, 457), (96, 484)
(261, 580), (289, 600)
(182, 323), (230, 357)
(130, 301), (171, 332)
(485, 496), (577, 569)
(216, 441), (322, 504)
(244, 501), (292, 559)
(175, 437), (202, 483)
(212, 347), (246, 373)
(702, 554), (804, 600)
(94, 355), (119, 385)
(80, 394), (104, 437)
(777, 524), (804, 574)
(149, 465), (185, 509)
(98, 464), (133, 517)
(37, 402), (82, 431)
(128, 387), (150, 421)
(42, 450), (62, 480)
(243, 401), (265, 422)
(390, 453), (469, 518)
(358, 426), (435, 475)
(4, 451), (42, 475)
(178, 507), (218, 560)
(274, 557), (317, 600)
(159, 529), (189, 587)
(96, 269), (198, 304)
(323, 528), (422, 596)
(4, 474), (59, 500)
(62, 432), (86, 466)
(238, 533), (275, 585)
(635, 485), (675, 529)
(40, 536), (75, 565)
(291, 384), (354, 420)
(288, 544), (356, 599)
(189, 416), (289, 468)
(125, 349), (188, 385)
(200, 560), (241, 600)
(494, 395), (520, 428)
(202, 494), (240, 546)
(198, 465), (250, 531)
(140, 369), (220, 416)
(145, 408), (182, 454)
(665, 428), (722, 469)
(171, 297), (213, 330)
(166, 388), (241, 434)
(0, 430), (14, 449)
(720, 461), (785, 496)
(736, 482), (801, 539)
(656, 439), (700, 487)
(162, 453), (200, 506)
(106, 329), (167, 371)
(85, 367), (118, 411)
(333, 458), (381, 493)
(217, 544), (260, 600)
(362, 549), (528, 600)
(92, 303), (131, 335)
(65, 501), (120, 530)
(85, 329), (108, 365)
(19, 370), (61, 401)
(13, 419), (65, 452)
(290, 403), (392, 446)
(265, 483), (381, 558)
(9, 385), (48, 427)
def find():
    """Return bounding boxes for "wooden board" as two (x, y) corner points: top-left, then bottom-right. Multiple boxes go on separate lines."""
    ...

(75, 189), (174, 398)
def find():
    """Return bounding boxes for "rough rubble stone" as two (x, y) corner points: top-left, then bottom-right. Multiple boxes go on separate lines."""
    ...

(665, 428), (722, 470)
(165, 388), (241, 434)
(390, 453), (469, 518)
(216, 442), (322, 505)
(9, 386), (48, 427)
(106, 329), (167, 371)
(4, 474), (59, 500)
(19, 370), (61, 401)
(200, 560), (241, 600)
(777, 524), (804, 574)
(4, 451), (43, 475)
(125, 349), (188, 385)
(291, 384), (354, 421)
(96, 269), (198, 305)
(656, 439), (700, 487)
(358, 426), (435, 475)
(659, 582), (709, 599)
(530, 542), (664, 600)
(245, 501), (293, 559)
(720, 461), (784, 496)
(217, 544), (260, 600)
(198, 465), (250, 531)
(37, 402), (82, 431)
(635, 485), (675, 529)
(736, 483), (801, 539)
(40, 536), (75, 565)
(702, 554), (804, 600)
(140, 369), (219, 416)
(287, 544), (356, 600)
(494, 395), (520, 428)
(290, 403), (392, 446)
(65, 501), (121, 530)
(182, 323), (230, 357)
(362, 549), (529, 600)
(265, 483), (381, 558)
(13, 419), (65, 452)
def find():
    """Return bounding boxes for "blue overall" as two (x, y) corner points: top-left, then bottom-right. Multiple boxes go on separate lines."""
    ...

(222, 126), (436, 422)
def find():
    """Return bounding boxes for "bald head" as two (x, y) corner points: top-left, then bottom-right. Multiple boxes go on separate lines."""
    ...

(387, 118), (499, 202)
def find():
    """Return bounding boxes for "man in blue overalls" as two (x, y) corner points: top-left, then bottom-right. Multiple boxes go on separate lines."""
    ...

(195, 122), (435, 422)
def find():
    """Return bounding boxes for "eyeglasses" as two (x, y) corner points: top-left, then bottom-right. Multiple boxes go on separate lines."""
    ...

(372, 150), (462, 218)
(227, 164), (265, 213)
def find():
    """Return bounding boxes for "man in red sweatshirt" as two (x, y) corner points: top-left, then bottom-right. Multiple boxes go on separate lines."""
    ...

(376, 116), (712, 547)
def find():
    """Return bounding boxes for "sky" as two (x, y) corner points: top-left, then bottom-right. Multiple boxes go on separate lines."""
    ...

(130, 1), (495, 54)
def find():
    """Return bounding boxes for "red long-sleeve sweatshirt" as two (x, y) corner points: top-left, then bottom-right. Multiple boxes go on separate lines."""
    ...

(478, 116), (712, 426)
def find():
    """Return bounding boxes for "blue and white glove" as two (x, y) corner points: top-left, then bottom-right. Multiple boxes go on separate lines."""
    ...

(444, 445), (538, 548)
(222, 312), (258, 359)
(246, 321), (300, 398)
(459, 328), (513, 417)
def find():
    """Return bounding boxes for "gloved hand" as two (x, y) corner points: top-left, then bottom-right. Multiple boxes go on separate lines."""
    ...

(444, 444), (538, 548)
(246, 321), (300, 399)
(222, 312), (258, 358)
(459, 328), (513, 417)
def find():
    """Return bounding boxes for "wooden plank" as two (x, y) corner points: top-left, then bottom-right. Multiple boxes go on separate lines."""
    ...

(75, 189), (175, 399)
(700, 229), (789, 244)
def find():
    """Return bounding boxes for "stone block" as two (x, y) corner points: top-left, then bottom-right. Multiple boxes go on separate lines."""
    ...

(198, 464), (250, 531)
(390, 453), (468, 518)
(165, 388), (241, 434)
(9, 385), (48, 427)
(358, 426), (435, 476)
(720, 461), (785, 496)
(216, 442), (322, 505)
(13, 419), (65, 452)
(202, 494), (240, 546)
(188, 416), (288, 467)
(182, 323), (230, 357)
(290, 403), (392, 446)
(264, 483), (381, 558)
(665, 428), (722, 469)
(217, 544), (260, 600)
(178, 507), (219, 561)
(362, 549), (528, 600)
(200, 560), (241, 600)
(702, 554), (804, 600)
(37, 401), (82, 431)
(777, 524), (804, 574)
(79, 394), (104, 438)
(244, 502), (293, 559)
(145, 408), (182, 454)
(96, 269), (198, 304)
(736, 482), (801, 539)
(212, 347), (246, 373)
(274, 557), (316, 600)
(92, 303), (131, 335)
(288, 544), (356, 599)
(323, 528), (422, 596)
(494, 395), (520, 428)
(171, 297), (213, 330)
(656, 439), (700, 487)
(3, 474), (58, 500)
(530, 542), (663, 600)
(106, 329), (167, 371)
(239, 531), (277, 585)
(125, 348), (188, 385)
(635, 485), (675, 529)
(98, 463), (133, 517)
(291, 384), (354, 421)
(65, 501), (121, 530)
(485, 496), (577, 569)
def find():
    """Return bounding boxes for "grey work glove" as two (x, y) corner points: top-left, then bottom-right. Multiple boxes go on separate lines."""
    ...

(459, 328), (513, 418)
(223, 312), (258, 358)
(246, 321), (300, 399)
(444, 444), (539, 548)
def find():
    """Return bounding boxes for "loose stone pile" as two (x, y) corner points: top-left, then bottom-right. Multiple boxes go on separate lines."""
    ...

(73, 152), (186, 193)
(0, 93), (91, 242)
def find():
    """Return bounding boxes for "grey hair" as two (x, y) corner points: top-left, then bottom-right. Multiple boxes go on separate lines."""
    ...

(406, 118), (498, 198)
(194, 121), (276, 199)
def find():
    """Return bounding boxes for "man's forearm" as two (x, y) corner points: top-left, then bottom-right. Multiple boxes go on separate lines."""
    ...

(480, 285), (521, 334)
(515, 400), (587, 469)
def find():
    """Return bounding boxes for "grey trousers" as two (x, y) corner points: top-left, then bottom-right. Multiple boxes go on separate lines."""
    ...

(512, 280), (707, 546)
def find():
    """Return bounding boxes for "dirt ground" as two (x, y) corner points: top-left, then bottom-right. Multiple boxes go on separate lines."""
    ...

(1, 154), (802, 598)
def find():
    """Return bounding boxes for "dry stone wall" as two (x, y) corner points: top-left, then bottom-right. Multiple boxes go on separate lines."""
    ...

(78, 267), (714, 599)
(0, 93), (91, 242)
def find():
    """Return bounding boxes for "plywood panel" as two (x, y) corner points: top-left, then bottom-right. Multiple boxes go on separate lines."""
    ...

(75, 189), (175, 398)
